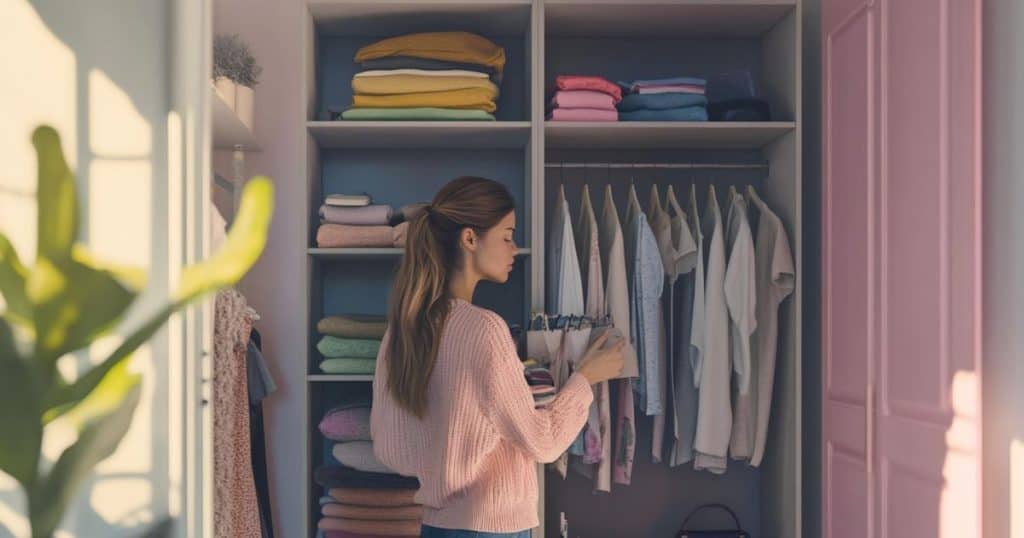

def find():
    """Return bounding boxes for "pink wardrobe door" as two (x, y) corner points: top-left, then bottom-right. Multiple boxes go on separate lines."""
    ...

(874, 0), (982, 536)
(822, 0), (876, 536)
(823, 0), (982, 537)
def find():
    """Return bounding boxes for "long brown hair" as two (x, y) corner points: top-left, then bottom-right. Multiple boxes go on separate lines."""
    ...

(385, 176), (516, 418)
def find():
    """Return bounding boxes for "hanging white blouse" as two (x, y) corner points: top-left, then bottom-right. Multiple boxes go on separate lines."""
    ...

(725, 191), (758, 461)
(693, 186), (731, 474)
(547, 184), (584, 315)
(748, 188), (795, 468)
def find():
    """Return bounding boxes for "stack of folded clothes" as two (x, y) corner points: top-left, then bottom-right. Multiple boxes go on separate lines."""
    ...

(616, 76), (709, 121)
(316, 193), (410, 249)
(317, 403), (422, 537)
(342, 31), (505, 121)
(315, 314), (388, 374)
(524, 363), (557, 408)
(546, 75), (620, 121)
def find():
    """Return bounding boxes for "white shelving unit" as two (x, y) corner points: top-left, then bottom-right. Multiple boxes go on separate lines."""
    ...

(211, 83), (260, 212)
(300, 1), (802, 536)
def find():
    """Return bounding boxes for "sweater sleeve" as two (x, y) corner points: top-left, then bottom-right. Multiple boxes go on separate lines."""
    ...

(475, 312), (594, 463)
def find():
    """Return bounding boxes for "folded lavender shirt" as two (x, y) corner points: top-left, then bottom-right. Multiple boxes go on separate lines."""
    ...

(320, 205), (392, 226)
(550, 90), (616, 110)
(547, 108), (618, 122)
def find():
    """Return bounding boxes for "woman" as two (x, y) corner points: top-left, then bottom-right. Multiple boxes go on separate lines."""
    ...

(371, 176), (625, 538)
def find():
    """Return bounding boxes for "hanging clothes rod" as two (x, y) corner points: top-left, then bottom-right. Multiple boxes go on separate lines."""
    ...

(544, 162), (768, 170)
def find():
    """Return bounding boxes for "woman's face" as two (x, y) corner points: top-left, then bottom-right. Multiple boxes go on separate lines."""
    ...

(467, 210), (518, 284)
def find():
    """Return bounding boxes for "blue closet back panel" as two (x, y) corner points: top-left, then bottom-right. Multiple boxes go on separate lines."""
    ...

(318, 35), (529, 121)
(319, 148), (527, 246)
(543, 149), (767, 538)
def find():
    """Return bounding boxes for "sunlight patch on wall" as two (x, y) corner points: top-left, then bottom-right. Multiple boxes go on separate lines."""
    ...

(87, 159), (152, 267)
(89, 69), (151, 158)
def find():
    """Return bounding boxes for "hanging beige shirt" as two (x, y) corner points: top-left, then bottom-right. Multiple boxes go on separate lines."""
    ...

(748, 191), (795, 468)
(599, 185), (638, 378)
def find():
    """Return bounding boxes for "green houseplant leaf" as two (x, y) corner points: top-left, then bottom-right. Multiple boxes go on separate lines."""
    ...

(0, 318), (42, 489)
(43, 177), (274, 420)
(0, 235), (31, 326)
(30, 362), (142, 538)
(26, 128), (137, 367)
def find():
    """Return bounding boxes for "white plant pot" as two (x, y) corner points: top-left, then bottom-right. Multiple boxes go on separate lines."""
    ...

(214, 77), (237, 109)
(235, 84), (255, 131)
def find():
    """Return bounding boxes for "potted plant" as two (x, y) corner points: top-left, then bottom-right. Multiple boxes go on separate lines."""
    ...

(0, 126), (273, 537)
(213, 34), (262, 130)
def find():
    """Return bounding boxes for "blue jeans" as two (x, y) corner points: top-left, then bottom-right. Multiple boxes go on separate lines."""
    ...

(420, 525), (532, 538)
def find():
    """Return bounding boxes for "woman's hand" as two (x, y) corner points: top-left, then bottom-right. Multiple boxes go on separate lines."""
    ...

(576, 330), (626, 385)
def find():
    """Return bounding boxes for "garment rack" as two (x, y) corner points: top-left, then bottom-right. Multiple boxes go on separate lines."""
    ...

(544, 162), (769, 170)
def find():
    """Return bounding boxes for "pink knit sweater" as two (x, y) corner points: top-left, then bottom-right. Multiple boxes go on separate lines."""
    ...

(371, 299), (593, 532)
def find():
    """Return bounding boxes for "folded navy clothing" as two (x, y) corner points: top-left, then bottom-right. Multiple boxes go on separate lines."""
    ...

(618, 92), (708, 112)
(314, 465), (420, 490)
(359, 56), (501, 82)
(708, 98), (771, 121)
(619, 106), (709, 122)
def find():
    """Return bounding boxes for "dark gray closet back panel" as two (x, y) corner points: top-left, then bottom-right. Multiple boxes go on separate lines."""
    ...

(544, 38), (786, 120)
(318, 35), (529, 121)
(542, 149), (766, 537)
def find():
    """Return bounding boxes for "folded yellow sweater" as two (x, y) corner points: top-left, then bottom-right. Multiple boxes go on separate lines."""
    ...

(352, 74), (499, 97)
(354, 31), (505, 74)
(352, 87), (496, 112)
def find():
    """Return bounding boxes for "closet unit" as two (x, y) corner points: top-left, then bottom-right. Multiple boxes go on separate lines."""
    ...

(300, 1), (801, 536)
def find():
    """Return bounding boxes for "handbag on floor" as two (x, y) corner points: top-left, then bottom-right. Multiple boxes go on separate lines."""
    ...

(675, 504), (749, 538)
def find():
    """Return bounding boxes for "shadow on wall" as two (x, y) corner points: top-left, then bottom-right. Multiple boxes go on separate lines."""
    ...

(0, 1), (174, 536)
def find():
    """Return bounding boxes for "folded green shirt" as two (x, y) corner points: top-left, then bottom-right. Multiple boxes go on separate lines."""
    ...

(341, 107), (496, 121)
(317, 336), (381, 359)
(319, 358), (377, 375)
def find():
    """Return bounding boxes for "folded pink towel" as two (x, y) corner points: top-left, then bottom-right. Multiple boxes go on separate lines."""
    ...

(554, 75), (622, 102)
(320, 205), (393, 225)
(322, 503), (423, 520)
(636, 84), (706, 95)
(319, 406), (372, 442)
(550, 90), (616, 110)
(328, 487), (419, 507)
(546, 108), (618, 122)
(324, 531), (415, 538)
(318, 517), (421, 536)
(317, 223), (407, 248)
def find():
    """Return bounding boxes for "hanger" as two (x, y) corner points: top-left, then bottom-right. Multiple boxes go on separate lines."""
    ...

(729, 184), (739, 203)
(747, 183), (765, 207)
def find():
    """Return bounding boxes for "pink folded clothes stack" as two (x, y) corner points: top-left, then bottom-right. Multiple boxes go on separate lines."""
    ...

(317, 222), (408, 248)
(546, 75), (620, 122)
(315, 193), (408, 248)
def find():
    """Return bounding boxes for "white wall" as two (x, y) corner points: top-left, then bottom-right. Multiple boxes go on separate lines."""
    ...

(982, 1), (1024, 537)
(0, 1), (186, 536)
(212, 0), (307, 536)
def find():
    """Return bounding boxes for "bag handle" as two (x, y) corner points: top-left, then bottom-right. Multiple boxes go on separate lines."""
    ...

(679, 504), (742, 531)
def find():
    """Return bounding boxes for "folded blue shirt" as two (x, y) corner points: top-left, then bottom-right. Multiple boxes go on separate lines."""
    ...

(619, 106), (709, 122)
(618, 77), (707, 91)
(618, 93), (708, 112)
